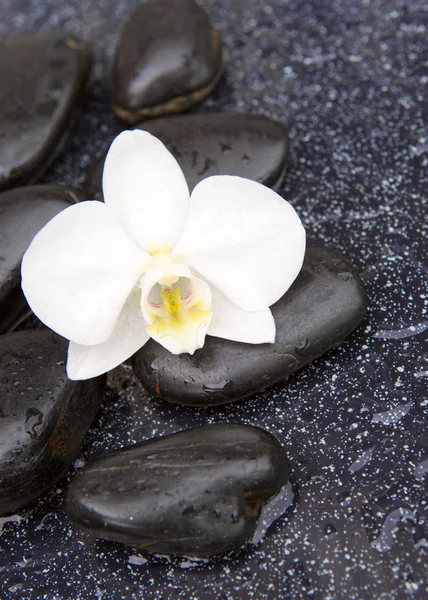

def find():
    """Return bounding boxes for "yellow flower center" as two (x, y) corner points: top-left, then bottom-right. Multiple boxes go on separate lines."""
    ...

(148, 246), (172, 256)
(160, 287), (181, 314)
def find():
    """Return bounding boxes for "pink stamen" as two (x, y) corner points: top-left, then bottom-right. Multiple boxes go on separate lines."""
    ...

(182, 287), (193, 303)
(149, 301), (162, 308)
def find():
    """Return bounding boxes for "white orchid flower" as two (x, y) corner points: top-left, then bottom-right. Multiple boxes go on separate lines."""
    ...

(21, 130), (306, 380)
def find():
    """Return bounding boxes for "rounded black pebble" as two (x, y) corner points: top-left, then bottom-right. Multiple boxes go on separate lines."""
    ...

(84, 112), (289, 200)
(133, 246), (368, 406)
(0, 330), (105, 514)
(0, 32), (92, 189)
(64, 424), (290, 557)
(112, 0), (224, 123)
(0, 185), (81, 334)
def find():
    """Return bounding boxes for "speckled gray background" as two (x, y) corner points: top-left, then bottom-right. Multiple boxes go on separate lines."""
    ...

(0, 0), (427, 598)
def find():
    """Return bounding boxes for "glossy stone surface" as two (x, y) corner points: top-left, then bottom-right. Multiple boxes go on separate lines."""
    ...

(0, 185), (81, 334)
(0, 331), (105, 515)
(84, 113), (289, 200)
(133, 246), (367, 406)
(112, 0), (224, 123)
(0, 31), (91, 189)
(65, 424), (290, 557)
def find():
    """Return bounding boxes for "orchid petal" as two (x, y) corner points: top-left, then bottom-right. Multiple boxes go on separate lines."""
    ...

(67, 288), (150, 380)
(103, 130), (190, 252)
(208, 286), (275, 344)
(21, 201), (146, 346)
(174, 176), (306, 311)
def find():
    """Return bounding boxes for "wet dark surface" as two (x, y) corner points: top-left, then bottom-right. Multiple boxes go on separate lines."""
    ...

(134, 246), (367, 406)
(65, 424), (290, 556)
(0, 0), (427, 598)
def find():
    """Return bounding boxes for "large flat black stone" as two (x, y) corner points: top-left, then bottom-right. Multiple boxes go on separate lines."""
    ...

(84, 112), (289, 201)
(0, 330), (105, 514)
(65, 424), (290, 557)
(133, 246), (367, 406)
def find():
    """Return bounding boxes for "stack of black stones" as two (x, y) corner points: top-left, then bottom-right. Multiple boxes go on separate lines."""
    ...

(0, 0), (366, 558)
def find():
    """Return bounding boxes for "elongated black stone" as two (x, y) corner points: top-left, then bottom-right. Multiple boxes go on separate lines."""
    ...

(0, 32), (91, 189)
(84, 112), (289, 200)
(0, 331), (105, 515)
(112, 0), (224, 123)
(133, 246), (367, 406)
(0, 185), (81, 334)
(65, 424), (290, 557)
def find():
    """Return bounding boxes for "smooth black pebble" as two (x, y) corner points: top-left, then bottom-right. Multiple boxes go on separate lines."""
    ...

(0, 330), (105, 515)
(0, 32), (91, 189)
(65, 424), (290, 557)
(133, 246), (368, 406)
(0, 185), (81, 334)
(84, 112), (289, 200)
(112, 0), (224, 123)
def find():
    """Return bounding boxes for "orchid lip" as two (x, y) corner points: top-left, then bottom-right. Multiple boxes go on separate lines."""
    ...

(142, 274), (213, 355)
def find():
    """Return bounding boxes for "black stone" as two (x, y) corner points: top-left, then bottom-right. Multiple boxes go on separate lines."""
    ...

(0, 330), (105, 515)
(84, 113), (289, 201)
(133, 246), (367, 406)
(0, 32), (91, 189)
(112, 0), (224, 124)
(0, 185), (81, 334)
(65, 424), (290, 557)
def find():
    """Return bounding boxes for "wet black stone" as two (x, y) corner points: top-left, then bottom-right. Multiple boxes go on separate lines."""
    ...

(65, 424), (290, 557)
(0, 330), (105, 515)
(84, 113), (289, 201)
(0, 185), (82, 334)
(112, 0), (224, 124)
(133, 246), (367, 406)
(0, 32), (91, 189)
